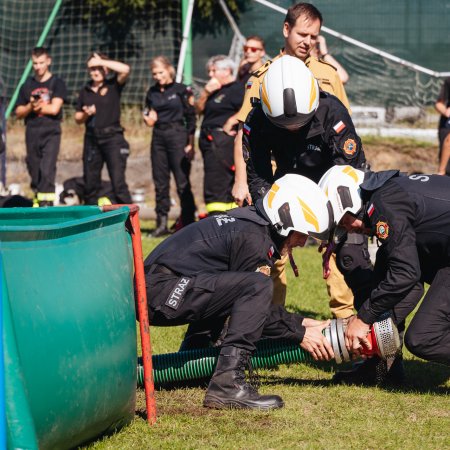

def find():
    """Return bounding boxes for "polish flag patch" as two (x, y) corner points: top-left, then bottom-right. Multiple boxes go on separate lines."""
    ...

(367, 203), (375, 217)
(333, 121), (346, 133)
(246, 80), (253, 90)
(243, 123), (251, 135)
(267, 245), (274, 259)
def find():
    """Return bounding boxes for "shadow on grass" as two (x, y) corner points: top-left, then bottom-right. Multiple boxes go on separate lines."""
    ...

(262, 359), (450, 395)
(155, 377), (210, 391)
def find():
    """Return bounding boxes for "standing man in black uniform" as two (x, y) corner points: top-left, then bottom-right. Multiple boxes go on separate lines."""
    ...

(15, 47), (67, 207)
(75, 52), (132, 206)
(434, 77), (450, 176)
(196, 55), (244, 215)
(320, 166), (450, 367)
(144, 174), (334, 410)
(144, 56), (197, 236)
(244, 55), (372, 306)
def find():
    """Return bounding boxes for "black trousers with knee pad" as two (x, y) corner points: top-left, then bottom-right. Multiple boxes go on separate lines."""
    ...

(404, 267), (450, 365)
(145, 268), (305, 352)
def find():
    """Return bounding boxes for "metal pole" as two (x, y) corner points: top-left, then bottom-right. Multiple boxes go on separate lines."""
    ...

(5, 0), (64, 119)
(176, 0), (195, 83)
(102, 204), (157, 425)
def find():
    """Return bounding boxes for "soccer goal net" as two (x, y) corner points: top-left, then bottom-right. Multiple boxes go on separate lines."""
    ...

(0, 0), (182, 109)
(213, 0), (450, 111)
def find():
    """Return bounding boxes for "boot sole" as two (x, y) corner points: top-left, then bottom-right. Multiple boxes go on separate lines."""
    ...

(203, 396), (284, 411)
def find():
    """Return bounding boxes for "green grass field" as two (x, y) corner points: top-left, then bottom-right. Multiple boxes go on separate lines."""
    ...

(84, 228), (450, 450)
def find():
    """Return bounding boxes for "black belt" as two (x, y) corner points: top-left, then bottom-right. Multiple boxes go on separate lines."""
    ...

(154, 121), (184, 130)
(87, 125), (123, 137)
(146, 264), (177, 276)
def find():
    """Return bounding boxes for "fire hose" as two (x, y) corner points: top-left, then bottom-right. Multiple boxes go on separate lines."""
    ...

(138, 315), (400, 387)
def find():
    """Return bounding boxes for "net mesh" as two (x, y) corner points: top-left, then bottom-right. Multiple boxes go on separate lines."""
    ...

(316, 36), (445, 109)
(1, 0), (449, 110)
(192, 0), (450, 109)
(0, 0), (182, 106)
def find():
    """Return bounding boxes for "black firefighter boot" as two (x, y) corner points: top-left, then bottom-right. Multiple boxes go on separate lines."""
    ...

(203, 346), (284, 410)
(150, 215), (169, 238)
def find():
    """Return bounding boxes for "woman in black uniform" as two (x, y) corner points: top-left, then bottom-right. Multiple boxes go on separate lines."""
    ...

(75, 52), (132, 205)
(143, 56), (197, 237)
(196, 55), (244, 215)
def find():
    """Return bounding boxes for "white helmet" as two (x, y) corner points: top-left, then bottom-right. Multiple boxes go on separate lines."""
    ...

(260, 55), (319, 130)
(318, 165), (366, 225)
(262, 174), (332, 241)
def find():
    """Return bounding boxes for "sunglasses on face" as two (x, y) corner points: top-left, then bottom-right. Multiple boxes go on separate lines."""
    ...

(243, 46), (263, 53)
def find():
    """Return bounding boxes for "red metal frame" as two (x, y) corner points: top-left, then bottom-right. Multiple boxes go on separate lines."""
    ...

(102, 204), (156, 424)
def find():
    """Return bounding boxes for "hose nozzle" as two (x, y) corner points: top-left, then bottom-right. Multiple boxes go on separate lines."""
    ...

(324, 315), (401, 364)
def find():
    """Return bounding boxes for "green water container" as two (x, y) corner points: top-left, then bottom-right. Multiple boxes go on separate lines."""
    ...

(0, 206), (137, 449)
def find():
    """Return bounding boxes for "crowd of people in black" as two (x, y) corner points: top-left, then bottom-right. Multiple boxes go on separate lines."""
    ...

(8, 36), (266, 215)
(8, 40), (448, 215)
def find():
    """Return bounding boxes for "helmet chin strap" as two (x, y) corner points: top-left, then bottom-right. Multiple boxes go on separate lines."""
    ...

(288, 249), (299, 277)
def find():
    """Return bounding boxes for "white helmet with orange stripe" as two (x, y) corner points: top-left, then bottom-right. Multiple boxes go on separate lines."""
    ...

(318, 165), (366, 224)
(260, 55), (319, 130)
(262, 174), (333, 241)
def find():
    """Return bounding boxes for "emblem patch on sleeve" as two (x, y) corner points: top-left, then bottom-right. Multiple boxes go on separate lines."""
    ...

(376, 221), (389, 240)
(343, 138), (357, 156)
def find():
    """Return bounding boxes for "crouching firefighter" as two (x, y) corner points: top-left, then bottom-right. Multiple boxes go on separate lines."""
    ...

(144, 174), (334, 410)
(319, 165), (450, 385)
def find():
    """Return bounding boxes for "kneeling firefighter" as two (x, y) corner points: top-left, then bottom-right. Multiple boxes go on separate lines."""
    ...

(320, 165), (450, 385)
(144, 174), (334, 410)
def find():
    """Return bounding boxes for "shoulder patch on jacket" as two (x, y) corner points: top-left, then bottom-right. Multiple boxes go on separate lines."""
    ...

(306, 56), (338, 72)
(343, 138), (357, 156)
(376, 220), (389, 240)
(252, 60), (272, 78)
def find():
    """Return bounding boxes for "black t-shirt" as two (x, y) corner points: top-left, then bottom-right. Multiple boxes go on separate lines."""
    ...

(76, 76), (124, 130)
(201, 81), (244, 129)
(16, 75), (67, 127)
(145, 82), (196, 134)
(437, 77), (450, 129)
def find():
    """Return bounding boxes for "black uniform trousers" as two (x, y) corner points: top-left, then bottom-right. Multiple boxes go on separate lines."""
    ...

(199, 130), (235, 210)
(25, 123), (61, 194)
(83, 131), (132, 205)
(405, 267), (450, 365)
(151, 125), (195, 222)
(145, 267), (304, 352)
